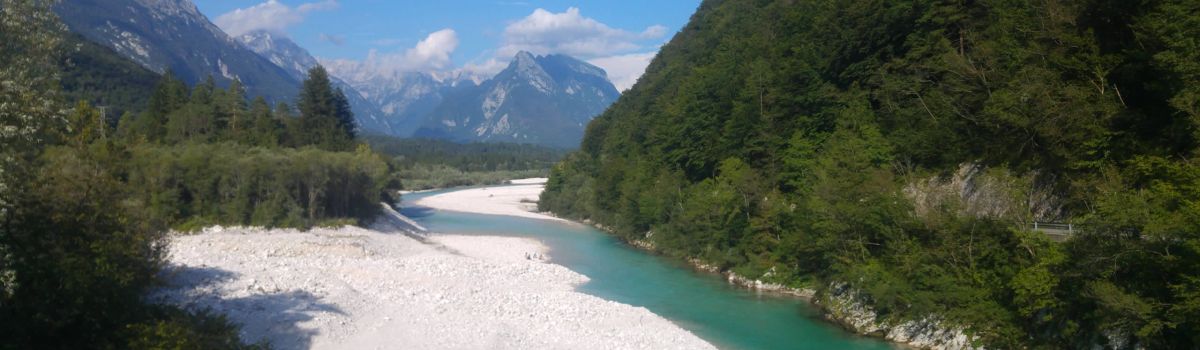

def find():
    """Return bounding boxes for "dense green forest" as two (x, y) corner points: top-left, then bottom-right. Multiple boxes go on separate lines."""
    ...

(367, 136), (565, 190)
(59, 31), (160, 120)
(541, 0), (1200, 348)
(0, 2), (397, 348)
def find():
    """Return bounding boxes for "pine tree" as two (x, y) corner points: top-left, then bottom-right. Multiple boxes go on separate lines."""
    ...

(136, 72), (186, 142)
(296, 66), (354, 150)
(333, 87), (356, 140)
(249, 97), (281, 147)
(221, 79), (248, 140)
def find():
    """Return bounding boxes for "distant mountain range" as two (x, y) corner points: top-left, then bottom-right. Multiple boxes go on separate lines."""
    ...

(413, 52), (620, 148)
(235, 30), (393, 134)
(53, 0), (620, 148)
(322, 61), (467, 137)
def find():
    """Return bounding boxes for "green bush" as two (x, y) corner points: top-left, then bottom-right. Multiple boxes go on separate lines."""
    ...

(122, 142), (393, 230)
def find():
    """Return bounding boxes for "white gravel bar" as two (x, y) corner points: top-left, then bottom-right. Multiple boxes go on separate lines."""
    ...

(152, 200), (714, 349)
(413, 178), (565, 222)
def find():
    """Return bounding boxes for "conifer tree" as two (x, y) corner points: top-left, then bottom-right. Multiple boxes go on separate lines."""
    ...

(297, 66), (354, 150)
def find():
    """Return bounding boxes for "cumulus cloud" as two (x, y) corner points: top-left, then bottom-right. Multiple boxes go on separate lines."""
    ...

(329, 29), (460, 77)
(639, 25), (668, 39)
(588, 51), (657, 92)
(324, 7), (668, 90)
(214, 0), (338, 37)
(498, 7), (667, 59)
(454, 57), (509, 83)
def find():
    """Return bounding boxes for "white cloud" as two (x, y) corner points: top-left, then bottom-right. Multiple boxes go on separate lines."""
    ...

(457, 57), (509, 81)
(640, 25), (668, 39)
(325, 29), (460, 78)
(498, 7), (667, 59)
(324, 7), (668, 90)
(214, 0), (338, 37)
(589, 51), (657, 91)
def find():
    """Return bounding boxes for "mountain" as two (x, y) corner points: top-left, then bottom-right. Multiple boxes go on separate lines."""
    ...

(235, 30), (319, 82)
(413, 52), (620, 148)
(53, 0), (299, 102)
(236, 30), (392, 134)
(60, 31), (160, 119)
(322, 61), (466, 137)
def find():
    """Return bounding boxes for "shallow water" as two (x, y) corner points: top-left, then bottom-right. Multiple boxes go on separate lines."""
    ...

(402, 188), (895, 350)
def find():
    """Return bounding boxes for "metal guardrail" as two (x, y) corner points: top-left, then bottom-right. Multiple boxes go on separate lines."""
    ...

(1032, 222), (1073, 233)
(1031, 222), (1075, 242)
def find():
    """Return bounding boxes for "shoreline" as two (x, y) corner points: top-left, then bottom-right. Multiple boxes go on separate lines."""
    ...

(412, 177), (566, 222)
(398, 177), (549, 195)
(152, 205), (715, 349)
(420, 178), (976, 350)
(574, 218), (976, 350)
(599, 228), (974, 349)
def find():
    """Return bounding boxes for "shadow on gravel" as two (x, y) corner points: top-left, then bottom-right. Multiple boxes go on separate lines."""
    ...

(156, 265), (345, 350)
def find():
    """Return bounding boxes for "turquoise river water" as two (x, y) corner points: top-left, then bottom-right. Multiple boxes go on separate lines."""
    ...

(402, 188), (896, 350)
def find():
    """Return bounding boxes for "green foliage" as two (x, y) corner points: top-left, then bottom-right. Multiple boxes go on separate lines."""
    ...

(125, 308), (268, 350)
(122, 142), (393, 231)
(294, 66), (355, 151)
(542, 0), (1200, 347)
(2, 3), (394, 347)
(59, 32), (158, 119)
(365, 136), (566, 172)
(116, 67), (361, 151)
(364, 136), (564, 190)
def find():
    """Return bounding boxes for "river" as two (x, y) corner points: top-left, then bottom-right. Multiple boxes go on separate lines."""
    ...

(402, 188), (896, 350)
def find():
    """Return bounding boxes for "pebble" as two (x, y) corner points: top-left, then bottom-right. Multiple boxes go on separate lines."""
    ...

(150, 224), (715, 350)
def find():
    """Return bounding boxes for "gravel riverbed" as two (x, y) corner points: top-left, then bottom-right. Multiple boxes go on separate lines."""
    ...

(151, 218), (714, 349)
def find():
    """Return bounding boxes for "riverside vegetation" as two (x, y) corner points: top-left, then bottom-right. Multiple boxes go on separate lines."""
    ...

(0, 1), (398, 348)
(541, 0), (1200, 348)
(366, 136), (565, 191)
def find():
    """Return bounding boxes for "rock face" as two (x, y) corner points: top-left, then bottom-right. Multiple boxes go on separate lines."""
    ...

(321, 60), (465, 137)
(236, 30), (390, 134)
(818, 282), (981, 350)
(55, 0), (300, 102)
(903, 163), (1064, 222)
(413, 51), (620, 148)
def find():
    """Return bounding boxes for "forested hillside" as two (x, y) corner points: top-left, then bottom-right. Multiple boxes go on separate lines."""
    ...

(59, 32), (159, 119)
(541, 0), (1200, 348)
(1, 2), (397, 347)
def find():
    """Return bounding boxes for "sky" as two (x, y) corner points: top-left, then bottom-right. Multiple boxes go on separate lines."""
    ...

(195, 1), (700, 90)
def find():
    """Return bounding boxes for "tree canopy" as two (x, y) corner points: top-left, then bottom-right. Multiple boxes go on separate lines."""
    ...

(541, 0), (1200, 347)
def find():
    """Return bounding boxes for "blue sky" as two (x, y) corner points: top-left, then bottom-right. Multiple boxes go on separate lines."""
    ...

(196, 1), (700, 89)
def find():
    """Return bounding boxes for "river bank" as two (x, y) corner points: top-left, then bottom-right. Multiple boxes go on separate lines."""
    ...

(151, 206), (714, 349)
(413, 178), (976, 350)
(413, 177), (566, 222)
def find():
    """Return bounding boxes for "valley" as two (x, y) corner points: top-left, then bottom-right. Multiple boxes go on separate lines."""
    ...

(3, 0), (1198, 349)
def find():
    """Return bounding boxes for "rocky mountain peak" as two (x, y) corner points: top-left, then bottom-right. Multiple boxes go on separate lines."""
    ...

(134, 0), (203, 18)
(413, 52), (620, 148)
(508, 51), (555, 94)
(236, 30), (319, 82)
